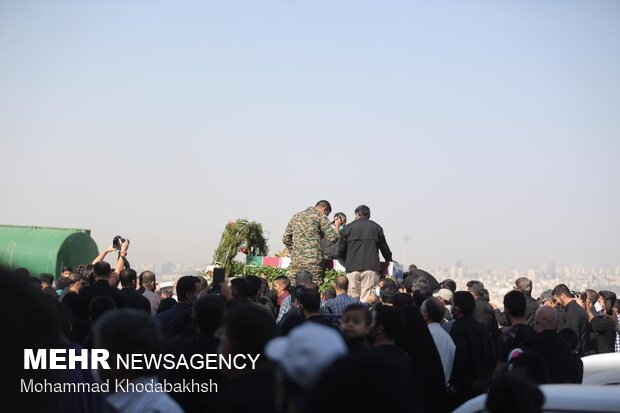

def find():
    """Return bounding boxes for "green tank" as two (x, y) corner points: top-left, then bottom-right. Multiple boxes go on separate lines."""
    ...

(0, 225), (99, 278)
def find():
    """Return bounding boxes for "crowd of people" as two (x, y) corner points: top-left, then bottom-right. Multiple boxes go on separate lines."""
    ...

(3, 200), (620, 413)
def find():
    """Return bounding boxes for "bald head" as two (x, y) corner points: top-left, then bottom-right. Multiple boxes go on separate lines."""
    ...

(534, 306), (557, 332)
(334, 276), (349, 293)
(140, 271), (156, 290)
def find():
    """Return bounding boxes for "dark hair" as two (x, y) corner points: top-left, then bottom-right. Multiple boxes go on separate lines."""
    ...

(334, 212), (347, 224)
(598, 291), (617, 315)
(40, 273), (54, 285)
(258, 277), (269, 296)
(315, 200), (332, 214)
(230, 277), (252, 301)
(223, 302), (276, 357)
(245, 275), (262, 298)
(176, 275), (200, 302)
(93, 261), (111, 278)
(62, 266), (72, 273)
(504, 290), (527, 318)
(273, 275), (290, 291)
(509, 351), (550, 385)
(193, 295), (226, 334)
(453, 291), (476, 317)
(393, 293), (414, 308)
(486, 373), (545, 413)
(375, 305), (405, 340)
(85, 272), (95, 286)
(335, 275), (349, 291)
(343, 303), (372, 325)
(89, 295), (116, 321)
(69, 272), (83, 285)
(84, 265), (95, 285)
(421, 297), (445, 324)
(440, 279), (457, 293)
(552, 284), (572, 298)
(413, 290), (432, 308)
(94, 309), (162, 376)
(295, 270), (314, 286)
(354, 205), (370, 219)
(298, 288), (321, 313)
(467, 280), (485, 298)
(139, 271), (156, 288)
(119, 269), (137, 288)
(515, 277), (533, 297)
(14, 267), (30, 282)
(585, 289), (598, 304)
(380, 284), (399, 305)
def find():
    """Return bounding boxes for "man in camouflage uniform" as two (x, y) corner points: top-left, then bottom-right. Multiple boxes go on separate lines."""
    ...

(282, 200), (341, 285)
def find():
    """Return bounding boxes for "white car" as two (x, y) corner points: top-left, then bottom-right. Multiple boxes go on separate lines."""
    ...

(453, 384), (620, 413)
(582, 352), (620, 385)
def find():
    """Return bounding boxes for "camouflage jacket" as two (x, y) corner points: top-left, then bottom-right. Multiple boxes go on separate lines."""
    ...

(282, 207), (339, 265)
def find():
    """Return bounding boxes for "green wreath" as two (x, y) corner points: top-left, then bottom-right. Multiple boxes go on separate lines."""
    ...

(213, 219), (268, 277)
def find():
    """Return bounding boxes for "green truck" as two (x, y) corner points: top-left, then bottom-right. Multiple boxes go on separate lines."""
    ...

(0, 225), (98, 279)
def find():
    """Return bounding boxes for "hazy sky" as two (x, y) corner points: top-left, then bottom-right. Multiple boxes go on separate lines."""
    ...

(1, 1), (619, 270)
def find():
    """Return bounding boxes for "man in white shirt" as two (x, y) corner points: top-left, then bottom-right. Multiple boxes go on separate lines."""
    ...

(421, 297), (456, 386)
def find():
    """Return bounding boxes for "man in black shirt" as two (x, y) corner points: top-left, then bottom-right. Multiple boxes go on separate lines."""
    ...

(371, 305), (409, 379)
(522, 306), (572, 383)
(119, 269), (151, 314)
(211, 303), (278, 413)
(76, 261), (124, 320)
(496, 290), (537, 373)
(338, 205), (392, 303)
(468, 280), (500, 357)
(495, 277), (539, 328)
(450, 291), (495, 407)
(40, 273), (57, 297)
(552, 284), (589, 355)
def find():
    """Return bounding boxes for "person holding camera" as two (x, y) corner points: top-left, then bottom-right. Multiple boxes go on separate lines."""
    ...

(91, 236), (130, 288)
(322, 212), (346, 259)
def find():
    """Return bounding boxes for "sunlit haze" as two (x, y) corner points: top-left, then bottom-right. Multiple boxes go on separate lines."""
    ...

(2, 1), (619, 273)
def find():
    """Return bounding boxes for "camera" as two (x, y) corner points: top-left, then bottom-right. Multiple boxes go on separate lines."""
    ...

(113, 235), (126, 250)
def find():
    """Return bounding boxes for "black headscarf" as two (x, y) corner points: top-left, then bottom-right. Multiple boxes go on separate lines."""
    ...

(396, 304), (447, 413)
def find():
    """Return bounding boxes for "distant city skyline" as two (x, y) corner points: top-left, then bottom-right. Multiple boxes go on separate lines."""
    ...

(129, 258), (620, 308)
(2, 1), (618, 269)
